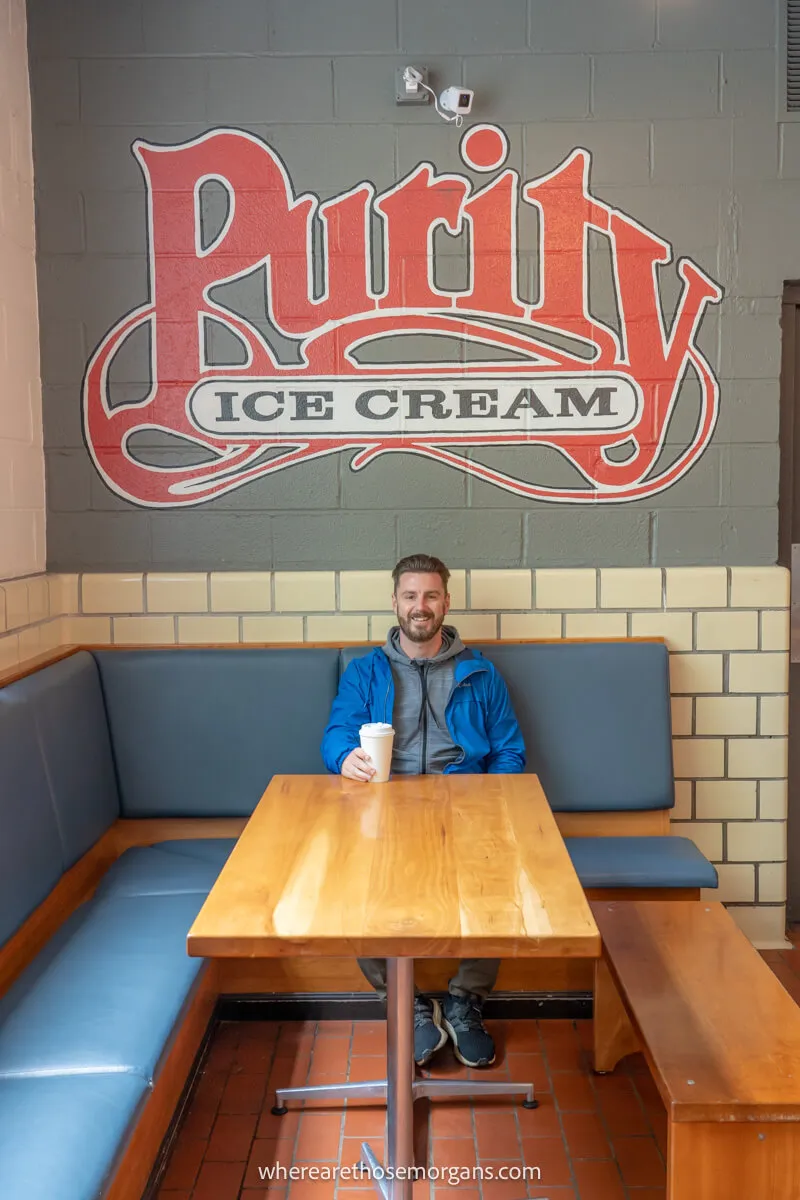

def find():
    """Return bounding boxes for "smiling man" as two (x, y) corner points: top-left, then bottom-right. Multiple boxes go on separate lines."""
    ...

(321, 553), (526, 1070)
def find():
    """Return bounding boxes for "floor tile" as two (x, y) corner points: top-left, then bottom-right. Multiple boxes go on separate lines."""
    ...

(205, 1112), (258, 1162)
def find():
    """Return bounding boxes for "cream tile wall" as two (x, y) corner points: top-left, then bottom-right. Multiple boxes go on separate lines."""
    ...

(0, 0), (45, 579)
(0, 565), (791, 948)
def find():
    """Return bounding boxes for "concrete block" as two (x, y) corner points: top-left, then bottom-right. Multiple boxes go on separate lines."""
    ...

(719, 312), (781, 379)
(653, 510), (726, 566)
(464, 54), (590, 122)
(27, 0), (145, 57)
(274, 513), (396, 568)
(397, 123), (523, 180)
(30, 59), (80, 125)
(150, 513), (273, 568)
(46, 513), (151, 570)
(250, 123), (396, 195)
(402, 0), (527, 53)
(39, 325), (88, 388)
(342, 453), (466, 509)
(84, 191), (147, 255)
(722, 507), (779, 565)
(208, 56), (335, 124)
(529, 0), (655, 51)
(728, 445), (779, 507)
(271, 0), (397, 52)
(143, 0), (269, 54)
(79, 58), (208, 124)
(525, 120), (651, 185)
(721, 50), (778, 118)
(45, 450), (92, 512)
(523, 508), (651, 567)
(335, 55), (461, 123)
(35, 192), (84, 255)
(593, 52), (720, 119)
(713, 379), (779, 444)
(651, 118), (731, 183)
(398, 510), (522, 567)
(657, 0), (774, 50)
(733, 119), (780, 180)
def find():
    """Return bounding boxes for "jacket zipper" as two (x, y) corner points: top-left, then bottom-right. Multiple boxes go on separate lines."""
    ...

(420, 662), (429, 774)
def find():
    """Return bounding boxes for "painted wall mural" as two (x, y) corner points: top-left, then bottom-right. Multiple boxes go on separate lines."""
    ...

(83, 124), (723, 508)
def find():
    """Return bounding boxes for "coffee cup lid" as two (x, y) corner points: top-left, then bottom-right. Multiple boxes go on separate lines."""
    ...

(360, 722), (394, 734)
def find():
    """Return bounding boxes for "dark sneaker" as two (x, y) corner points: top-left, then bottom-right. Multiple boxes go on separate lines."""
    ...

(414, 995), (447, 1066)
(442, 993), (495, 1067)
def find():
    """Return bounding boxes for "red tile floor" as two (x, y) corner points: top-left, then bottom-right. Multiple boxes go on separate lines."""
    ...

(156, 933), (800, 1200)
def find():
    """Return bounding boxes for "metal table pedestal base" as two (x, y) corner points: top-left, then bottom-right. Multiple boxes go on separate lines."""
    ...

(271, 959), (537, 1200)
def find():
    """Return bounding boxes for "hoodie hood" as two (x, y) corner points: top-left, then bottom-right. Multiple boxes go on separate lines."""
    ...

(382, 623), (466, 665)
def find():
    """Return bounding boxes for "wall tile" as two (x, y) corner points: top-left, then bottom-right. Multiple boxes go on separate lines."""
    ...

(727, 821), (786, 863)
(241, 616), (304, 643)
(695, 610), (758, 651)
(729, 905), (789, 948)
(147, 573), (208, 613)
(676, 821), (723, 861)
(702, 863), (755, 904)
(672, 737), (725, 779)
(761, 610), (790, 651)
(630, 611), (693, 651)
(470, 570), (532, 611)
(210, 572), (272, 613)
(339, 571), (394, 612)
(759, 780), (788, 820)
(729, 567), (789, 608)
(564, 612), (628, 638)
(449, 612), (499, 640)
(535, 569), (596, 610)
(82, 573), (143, 614)
(728, 652), (789, 694)
(670, 697), (693, 737)
(63, 615), (112, 643)
(672, 780), (693, 820)
(113, 615), (176, 645)
(760, 695), (789, 736)
(695, 780), (757, 820)
(759, 862), (787, 904)
(599, 568), (662, 609)
(177, 616), (239, 644)
(668, 653), (723, 694)
(274, 572), (336, 612)
(500, 613), (562, 640)
(665, 567), (728, 609)
(727, 737), (788, 780)
(695, 696), (757, 736)
(306, 615), (369, 642)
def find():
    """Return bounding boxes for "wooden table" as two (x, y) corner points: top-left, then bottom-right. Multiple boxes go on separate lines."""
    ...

(188, 774), (600, 1198)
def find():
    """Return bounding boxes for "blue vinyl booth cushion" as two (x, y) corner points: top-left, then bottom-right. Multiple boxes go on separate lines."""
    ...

(473, 641), (675, 812)
(0, 1074), (148, 1200)
(0, 700), (63, 948)
(566, 835), (719, 889)
(0, 892), (206, 1080)
(0, 652), (120, 869)
(96, 845), (230, 897)
(93, 648), (341, 817)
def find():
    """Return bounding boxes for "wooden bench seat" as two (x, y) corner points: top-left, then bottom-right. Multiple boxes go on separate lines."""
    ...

(593, 900), (800, 1200)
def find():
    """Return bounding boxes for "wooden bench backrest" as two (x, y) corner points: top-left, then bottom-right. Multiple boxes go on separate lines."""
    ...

(593, 900), (800, 1122)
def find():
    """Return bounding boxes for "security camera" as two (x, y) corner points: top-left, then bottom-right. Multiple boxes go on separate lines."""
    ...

(439, 86), (474, 116)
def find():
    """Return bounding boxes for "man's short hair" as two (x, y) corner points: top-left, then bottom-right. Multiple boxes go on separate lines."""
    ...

(392, 554), (450, 594)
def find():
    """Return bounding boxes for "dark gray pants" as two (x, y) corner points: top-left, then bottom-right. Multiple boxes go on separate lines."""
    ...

(357, 957), (499, 1000)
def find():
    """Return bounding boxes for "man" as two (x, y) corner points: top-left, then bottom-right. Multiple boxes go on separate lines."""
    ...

(321, 553), (526, 1070)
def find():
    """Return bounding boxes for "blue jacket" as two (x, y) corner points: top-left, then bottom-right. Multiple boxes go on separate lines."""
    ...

(321, 646), (526, 775)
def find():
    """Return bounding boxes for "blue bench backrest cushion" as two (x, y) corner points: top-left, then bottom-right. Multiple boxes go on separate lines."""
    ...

(93, 648), (341, 817)
(0, 700), (63, 949)
(342, 640), (674, 812)
(0, 653), (120, 869)
(474, 642), (674, 811)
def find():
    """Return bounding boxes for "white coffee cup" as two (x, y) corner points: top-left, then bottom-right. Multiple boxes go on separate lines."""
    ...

(359, 722), (395, 782)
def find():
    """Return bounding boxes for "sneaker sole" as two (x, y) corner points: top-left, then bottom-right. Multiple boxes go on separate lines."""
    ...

(415, 997), (448, 1066)
(442, 1016), (496, 1068)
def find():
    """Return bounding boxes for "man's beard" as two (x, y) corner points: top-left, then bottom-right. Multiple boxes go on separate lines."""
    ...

(397, 610), (445, 643)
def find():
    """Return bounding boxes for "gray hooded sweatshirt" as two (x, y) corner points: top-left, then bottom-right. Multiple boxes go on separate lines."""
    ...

(382, 624), (466, 775)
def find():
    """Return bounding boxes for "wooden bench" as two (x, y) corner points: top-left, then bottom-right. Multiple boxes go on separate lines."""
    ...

(593, 900), (800, 1200)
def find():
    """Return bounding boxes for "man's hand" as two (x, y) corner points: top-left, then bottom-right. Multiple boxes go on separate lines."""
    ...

(341, 748), (376, 782)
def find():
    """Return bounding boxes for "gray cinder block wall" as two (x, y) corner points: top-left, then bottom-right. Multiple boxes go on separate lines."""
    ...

(25, 0), (792, 571)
